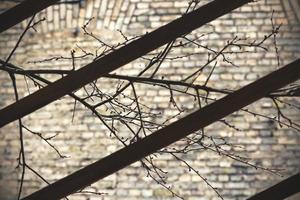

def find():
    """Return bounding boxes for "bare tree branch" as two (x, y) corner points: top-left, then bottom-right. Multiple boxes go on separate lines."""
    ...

(21, 59), (300, 200)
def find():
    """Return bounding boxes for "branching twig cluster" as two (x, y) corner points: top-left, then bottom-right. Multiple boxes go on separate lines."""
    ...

(0, 1), (299, 199)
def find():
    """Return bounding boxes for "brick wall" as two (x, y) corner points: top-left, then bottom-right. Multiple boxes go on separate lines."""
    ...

(0, 0), (300, 200)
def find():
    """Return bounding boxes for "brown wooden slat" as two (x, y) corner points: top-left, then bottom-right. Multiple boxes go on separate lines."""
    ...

(0, 0), (252, 127)
(0, 0), (59, 33)
(247, 172), (300, 200)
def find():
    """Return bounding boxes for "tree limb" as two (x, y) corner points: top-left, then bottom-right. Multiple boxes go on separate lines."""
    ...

(22, 59), (300, 200)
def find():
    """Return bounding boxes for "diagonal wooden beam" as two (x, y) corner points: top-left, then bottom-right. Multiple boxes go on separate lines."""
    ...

(0, 0), (253, 127)
(247, 172), (300, 200)
(22, 59), (300, 200)
(0, 0), (59, 33)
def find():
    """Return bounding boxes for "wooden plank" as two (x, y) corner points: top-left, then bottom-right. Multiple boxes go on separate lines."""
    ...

(0, 0), (59, 33)
(22, 59), (300, 200)
(0, 0), (252, 127)
(247, 172), (300, 200)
